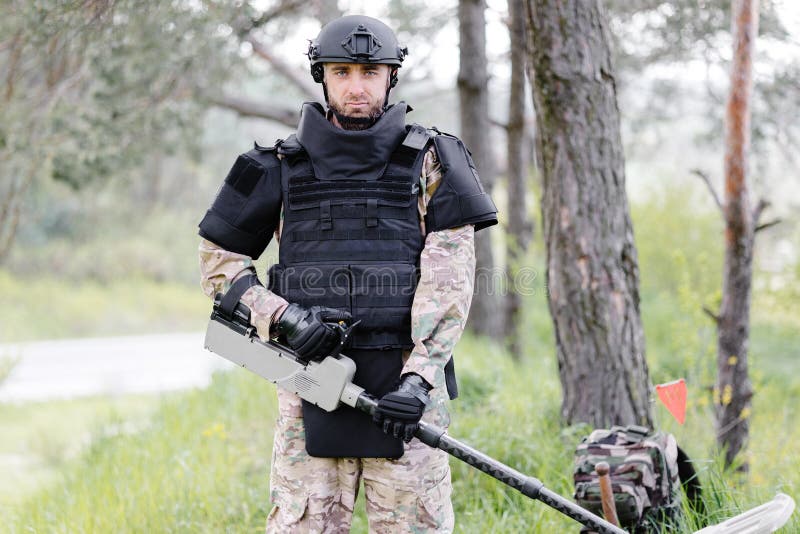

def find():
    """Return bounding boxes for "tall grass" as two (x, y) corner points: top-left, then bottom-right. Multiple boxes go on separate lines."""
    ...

(5, 370), (277, 533)
(0, 395), (162, 508)
(5, 329), (798, 533)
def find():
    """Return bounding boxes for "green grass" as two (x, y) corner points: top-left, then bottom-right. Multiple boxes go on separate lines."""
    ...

(4, 326), (799, 533)
(0, 270), (209, 342)
(4, 371), (277, 533)
(0, 394), (162, 508)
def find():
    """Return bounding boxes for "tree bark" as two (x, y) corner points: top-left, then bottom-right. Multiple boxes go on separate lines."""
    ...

(0, 172), (29, 264)
(526, 0), (652, 427)
(504, 0), (533, 357)
(458, 0), (501, 339)
(716, 0), (759, 470)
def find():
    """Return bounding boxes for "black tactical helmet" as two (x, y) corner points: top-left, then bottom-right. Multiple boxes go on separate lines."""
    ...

(308, 15), (408, 88)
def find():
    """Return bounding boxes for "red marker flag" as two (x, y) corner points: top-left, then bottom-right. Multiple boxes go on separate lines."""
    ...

(656, 379), (687, 425)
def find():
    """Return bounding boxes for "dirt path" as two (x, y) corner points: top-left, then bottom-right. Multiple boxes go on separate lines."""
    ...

(0, 332), (232, 402)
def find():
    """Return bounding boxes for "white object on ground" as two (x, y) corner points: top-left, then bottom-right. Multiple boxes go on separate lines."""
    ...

(694, 493), (796, 534)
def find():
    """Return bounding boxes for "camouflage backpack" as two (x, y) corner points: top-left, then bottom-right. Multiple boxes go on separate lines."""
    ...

(573, 425), (682, 533)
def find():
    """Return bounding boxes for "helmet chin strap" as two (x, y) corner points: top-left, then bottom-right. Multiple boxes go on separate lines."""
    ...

(383, 85), (391, 110)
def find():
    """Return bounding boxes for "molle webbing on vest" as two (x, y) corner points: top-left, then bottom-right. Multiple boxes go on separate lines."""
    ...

(269, 123), (430, 350)
(287, 176), (415, 208)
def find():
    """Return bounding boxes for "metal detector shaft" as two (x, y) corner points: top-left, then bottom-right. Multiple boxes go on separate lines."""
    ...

(352, 394), (627, 534)
(204, 314), (626, 533)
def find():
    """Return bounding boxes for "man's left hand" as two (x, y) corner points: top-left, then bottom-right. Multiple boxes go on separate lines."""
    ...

(373, 373), (432, 442)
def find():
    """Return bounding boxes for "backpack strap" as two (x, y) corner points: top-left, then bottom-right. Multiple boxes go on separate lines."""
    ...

(621, 425), (651, 442)
(677, 445), (704, 515)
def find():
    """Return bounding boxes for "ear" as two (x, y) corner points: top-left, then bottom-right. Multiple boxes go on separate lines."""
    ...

(389, 67), (399, 88)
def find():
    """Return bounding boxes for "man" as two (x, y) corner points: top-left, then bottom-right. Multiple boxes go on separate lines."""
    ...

(198, 15), (497, 533)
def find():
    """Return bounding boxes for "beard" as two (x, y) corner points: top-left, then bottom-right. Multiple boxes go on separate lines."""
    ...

(328, 98), (385, 131)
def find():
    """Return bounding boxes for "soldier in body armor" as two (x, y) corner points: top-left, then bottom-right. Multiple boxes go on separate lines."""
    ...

(198, 15), (497, 533)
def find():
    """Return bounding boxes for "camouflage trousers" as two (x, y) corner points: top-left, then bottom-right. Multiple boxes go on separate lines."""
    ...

(266, 388), (454, 534)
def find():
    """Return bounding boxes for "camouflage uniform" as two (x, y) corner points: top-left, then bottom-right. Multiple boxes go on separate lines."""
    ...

(199, 146), (475, 533)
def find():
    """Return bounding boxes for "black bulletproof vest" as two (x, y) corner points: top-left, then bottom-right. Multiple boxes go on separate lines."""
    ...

(268, 103), (429, 350)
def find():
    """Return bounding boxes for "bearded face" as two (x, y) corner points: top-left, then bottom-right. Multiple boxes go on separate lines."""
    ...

(323, 63), (392, 131)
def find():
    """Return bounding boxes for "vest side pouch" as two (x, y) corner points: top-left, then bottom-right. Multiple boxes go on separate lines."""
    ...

(350, 262), (418, 349)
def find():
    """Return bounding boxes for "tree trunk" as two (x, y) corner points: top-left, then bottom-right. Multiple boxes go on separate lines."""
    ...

(716, 0), (759, 470)
(504, 0), (533, 357)
(458, 0), (501, 338)
(0, 170), (30, 264)
(526, 0), (652, 427)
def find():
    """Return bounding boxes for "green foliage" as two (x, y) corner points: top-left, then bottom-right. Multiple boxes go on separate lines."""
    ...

(0, 270), (208, 342)
(0, 5), (797, 517)
(4, 370), (276, 532)
(606, 0), (800, 163)
(632, 181), (723, 386)
(0, 0), (253, 260)
(606, 0), (788, 68)
(4, 141), (228, 284)
(1, 0), (241, 188)
(5, 329), (798, 532)
(0, 394), (161, 507)
(8, 209), (207, 286)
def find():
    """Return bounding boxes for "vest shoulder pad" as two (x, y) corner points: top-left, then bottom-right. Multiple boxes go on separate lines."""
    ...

(425, 134), (498, 233)
(198, 147), (283, 259)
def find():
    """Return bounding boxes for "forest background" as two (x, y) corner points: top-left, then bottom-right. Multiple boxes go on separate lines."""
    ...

(0, 0), (798, 532)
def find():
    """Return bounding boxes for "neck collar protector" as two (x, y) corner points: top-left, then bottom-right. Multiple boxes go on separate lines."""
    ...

(296, 101), (409, 182)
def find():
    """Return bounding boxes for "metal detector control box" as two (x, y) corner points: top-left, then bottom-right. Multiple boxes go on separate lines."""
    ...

(204, 317), (364, 412)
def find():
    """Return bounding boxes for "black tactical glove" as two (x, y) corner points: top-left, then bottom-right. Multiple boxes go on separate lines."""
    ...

(373, 373), (432, 442)
(276, 303), (352, 362)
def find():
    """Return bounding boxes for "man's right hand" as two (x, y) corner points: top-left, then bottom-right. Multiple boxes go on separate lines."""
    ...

(276, 303), (352, 362)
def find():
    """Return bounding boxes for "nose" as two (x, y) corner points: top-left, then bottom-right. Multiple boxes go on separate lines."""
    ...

(346, 77), (366, 96)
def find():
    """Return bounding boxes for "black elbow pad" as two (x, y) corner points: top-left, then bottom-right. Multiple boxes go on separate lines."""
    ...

(424, 135), (498, 233)
(198, 145), (282, 259)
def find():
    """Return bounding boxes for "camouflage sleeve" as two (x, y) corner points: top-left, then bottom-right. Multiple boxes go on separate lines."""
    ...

(402, 225), (476, 388)
(417, 145), (442, 234)
(199, 238), (288, 340)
